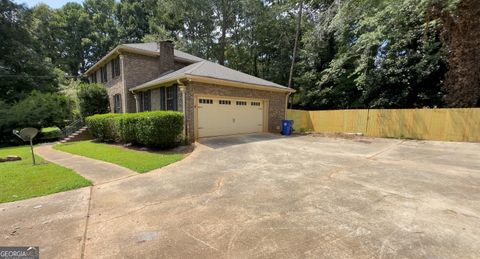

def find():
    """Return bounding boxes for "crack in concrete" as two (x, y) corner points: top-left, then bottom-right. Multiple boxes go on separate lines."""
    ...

(80, 186), (93, 259)
(181, 229), (220, 252)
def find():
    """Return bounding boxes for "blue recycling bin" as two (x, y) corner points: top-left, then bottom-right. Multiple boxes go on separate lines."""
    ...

(281, 120), (293, 135)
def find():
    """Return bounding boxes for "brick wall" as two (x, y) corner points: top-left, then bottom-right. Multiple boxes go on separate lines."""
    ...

(184, 82), (287, 140)
(122, 54), (189, 113)
(123, 54), (160, 112)
(101, 56), (123, 113)
(88, 51), (191, 114)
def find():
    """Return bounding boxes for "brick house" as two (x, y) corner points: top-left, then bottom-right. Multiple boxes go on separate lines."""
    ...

(84, 41), (295, 140)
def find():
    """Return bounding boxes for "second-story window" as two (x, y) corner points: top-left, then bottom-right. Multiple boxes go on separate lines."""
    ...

(100, 66), (108, 83)
(111, 57), (120, 78)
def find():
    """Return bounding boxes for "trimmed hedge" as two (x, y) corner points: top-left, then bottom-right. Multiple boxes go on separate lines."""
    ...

(86, 111), (184, 148)
(86, 114), (122, 142)
(39, 127), (63, 141)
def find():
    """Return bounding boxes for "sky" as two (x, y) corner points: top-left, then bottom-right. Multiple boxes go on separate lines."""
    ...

(15, 0), (83, 9)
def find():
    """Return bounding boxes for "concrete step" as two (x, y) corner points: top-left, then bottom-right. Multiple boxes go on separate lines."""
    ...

(61, 126), (91, 143)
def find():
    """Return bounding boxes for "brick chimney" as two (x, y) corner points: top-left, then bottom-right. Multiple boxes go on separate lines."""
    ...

(158, 40), (175, 74)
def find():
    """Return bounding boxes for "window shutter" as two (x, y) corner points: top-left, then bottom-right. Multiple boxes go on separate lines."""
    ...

(118, 95), (122, 113)
(116, 58), (120, 77)
(139, 94), (144, 112)
(173, 85), (178, 111)
(144, 91), (151, 111)
(160, 87), (166, 110)
(111, 61), (114, 79)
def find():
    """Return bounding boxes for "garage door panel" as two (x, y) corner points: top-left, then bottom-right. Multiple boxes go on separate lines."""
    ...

(197, 97), (264, 138)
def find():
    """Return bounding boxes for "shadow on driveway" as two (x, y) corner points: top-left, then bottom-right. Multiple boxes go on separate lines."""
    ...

(198, 133), (301, 149)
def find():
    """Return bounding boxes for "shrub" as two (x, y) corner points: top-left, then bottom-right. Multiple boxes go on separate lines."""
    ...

(85, 111), (184, 149)
(116, 113), (140, 144)
(85, 114), (122, 142)
(0, 91), (73, 146)
(134, 111), (184, 148)
(8, 91), (73, 128)
(39, 127), (63, 141)
(77, 83), (110, 118)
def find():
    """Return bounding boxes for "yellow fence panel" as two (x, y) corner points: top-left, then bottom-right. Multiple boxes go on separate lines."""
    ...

(287, 108), (480, 142)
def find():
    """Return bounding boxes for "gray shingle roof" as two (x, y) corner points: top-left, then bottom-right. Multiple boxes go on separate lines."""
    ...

(123, 42), (204, 63)
(131, 60), (292, 92)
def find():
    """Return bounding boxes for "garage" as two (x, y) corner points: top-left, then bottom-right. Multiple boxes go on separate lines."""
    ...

(196, 96), (266, 138)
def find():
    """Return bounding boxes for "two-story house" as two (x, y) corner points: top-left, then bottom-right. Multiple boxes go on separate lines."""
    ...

(84, 41), (295, 140)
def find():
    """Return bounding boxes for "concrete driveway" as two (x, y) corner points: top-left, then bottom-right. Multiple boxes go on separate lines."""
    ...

(1, 134), (480, 258)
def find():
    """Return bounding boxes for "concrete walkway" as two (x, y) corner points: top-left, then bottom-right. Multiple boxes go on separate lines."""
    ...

(35, 144), (137, 185)
(2, 135), (479, 258)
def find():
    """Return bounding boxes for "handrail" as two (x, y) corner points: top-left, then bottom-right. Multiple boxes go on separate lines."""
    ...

(61, 118), (85, 138)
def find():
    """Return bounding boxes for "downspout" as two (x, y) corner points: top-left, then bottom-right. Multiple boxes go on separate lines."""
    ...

(119, 51), (126, 113)
(177, 79), (187, 140)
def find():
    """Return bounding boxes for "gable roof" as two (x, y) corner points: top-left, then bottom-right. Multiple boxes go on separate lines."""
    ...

(130, 60), (294, 92)
(85, 42), (294, 93)
(84, 42), (203, 75)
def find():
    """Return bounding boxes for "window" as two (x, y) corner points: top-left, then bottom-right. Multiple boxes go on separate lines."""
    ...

(100, 66), (108, 83)
(251, 101), (261, 106)
(141, 90), (151, 111)
(159, 86), (178, 111)
(166, 86), (178, 111)
(89, 72), (97, 83)
(114, 94), (122, 113)
(219, 100), (231, 105)
(236, 101), (247, 106)
(199, 98), (213, 104)
(111, 57), (120, 78)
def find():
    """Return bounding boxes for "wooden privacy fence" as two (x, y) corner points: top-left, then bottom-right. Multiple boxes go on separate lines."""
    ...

(287, 108), (480, 142)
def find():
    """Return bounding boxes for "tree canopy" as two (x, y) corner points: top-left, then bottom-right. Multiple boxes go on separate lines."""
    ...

(0, 0), (478, 108)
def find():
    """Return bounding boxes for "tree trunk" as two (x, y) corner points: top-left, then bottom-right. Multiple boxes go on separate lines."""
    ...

(442, 0), (480, 107)
(218, 0), (227, 65)
(288, 0), (304, 89)
(219, 23), (226, 65)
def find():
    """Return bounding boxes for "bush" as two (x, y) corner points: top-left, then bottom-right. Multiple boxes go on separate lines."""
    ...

(134, 111), (184, 148)
(39, 127), (63, 141)
(85, 111), (184, 149)
(85, 114), (122, 142)
(116, 113), (140, 144)
(77, 83), (110, 118)
(0, 91), (73, 146)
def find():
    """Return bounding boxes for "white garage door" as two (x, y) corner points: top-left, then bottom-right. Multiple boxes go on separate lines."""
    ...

(196, 96), (264, 138)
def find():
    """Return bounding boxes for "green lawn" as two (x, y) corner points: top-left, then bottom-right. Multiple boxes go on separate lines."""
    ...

(0, 146), (91, 203)
(54, 141), (185, 173)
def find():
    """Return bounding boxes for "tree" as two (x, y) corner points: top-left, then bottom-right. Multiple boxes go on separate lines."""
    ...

(288, 0), (304, 88)
(31, 4), (60, 65)
(116, 0), (153, 43)
(77, 83), (110, 117)
(55, 2), (93, 75)
(296, 0), (449, 109)
(440, 0), (480, 107)
(84, 0), (119, 64)
(0, 0), (59, 104)
(0, 91), (73, 145)
(212, 0), (243, 65)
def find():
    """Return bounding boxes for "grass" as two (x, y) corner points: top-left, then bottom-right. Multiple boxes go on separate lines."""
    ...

(0, 145), (91, 203)
(54, 141), (185, 173)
